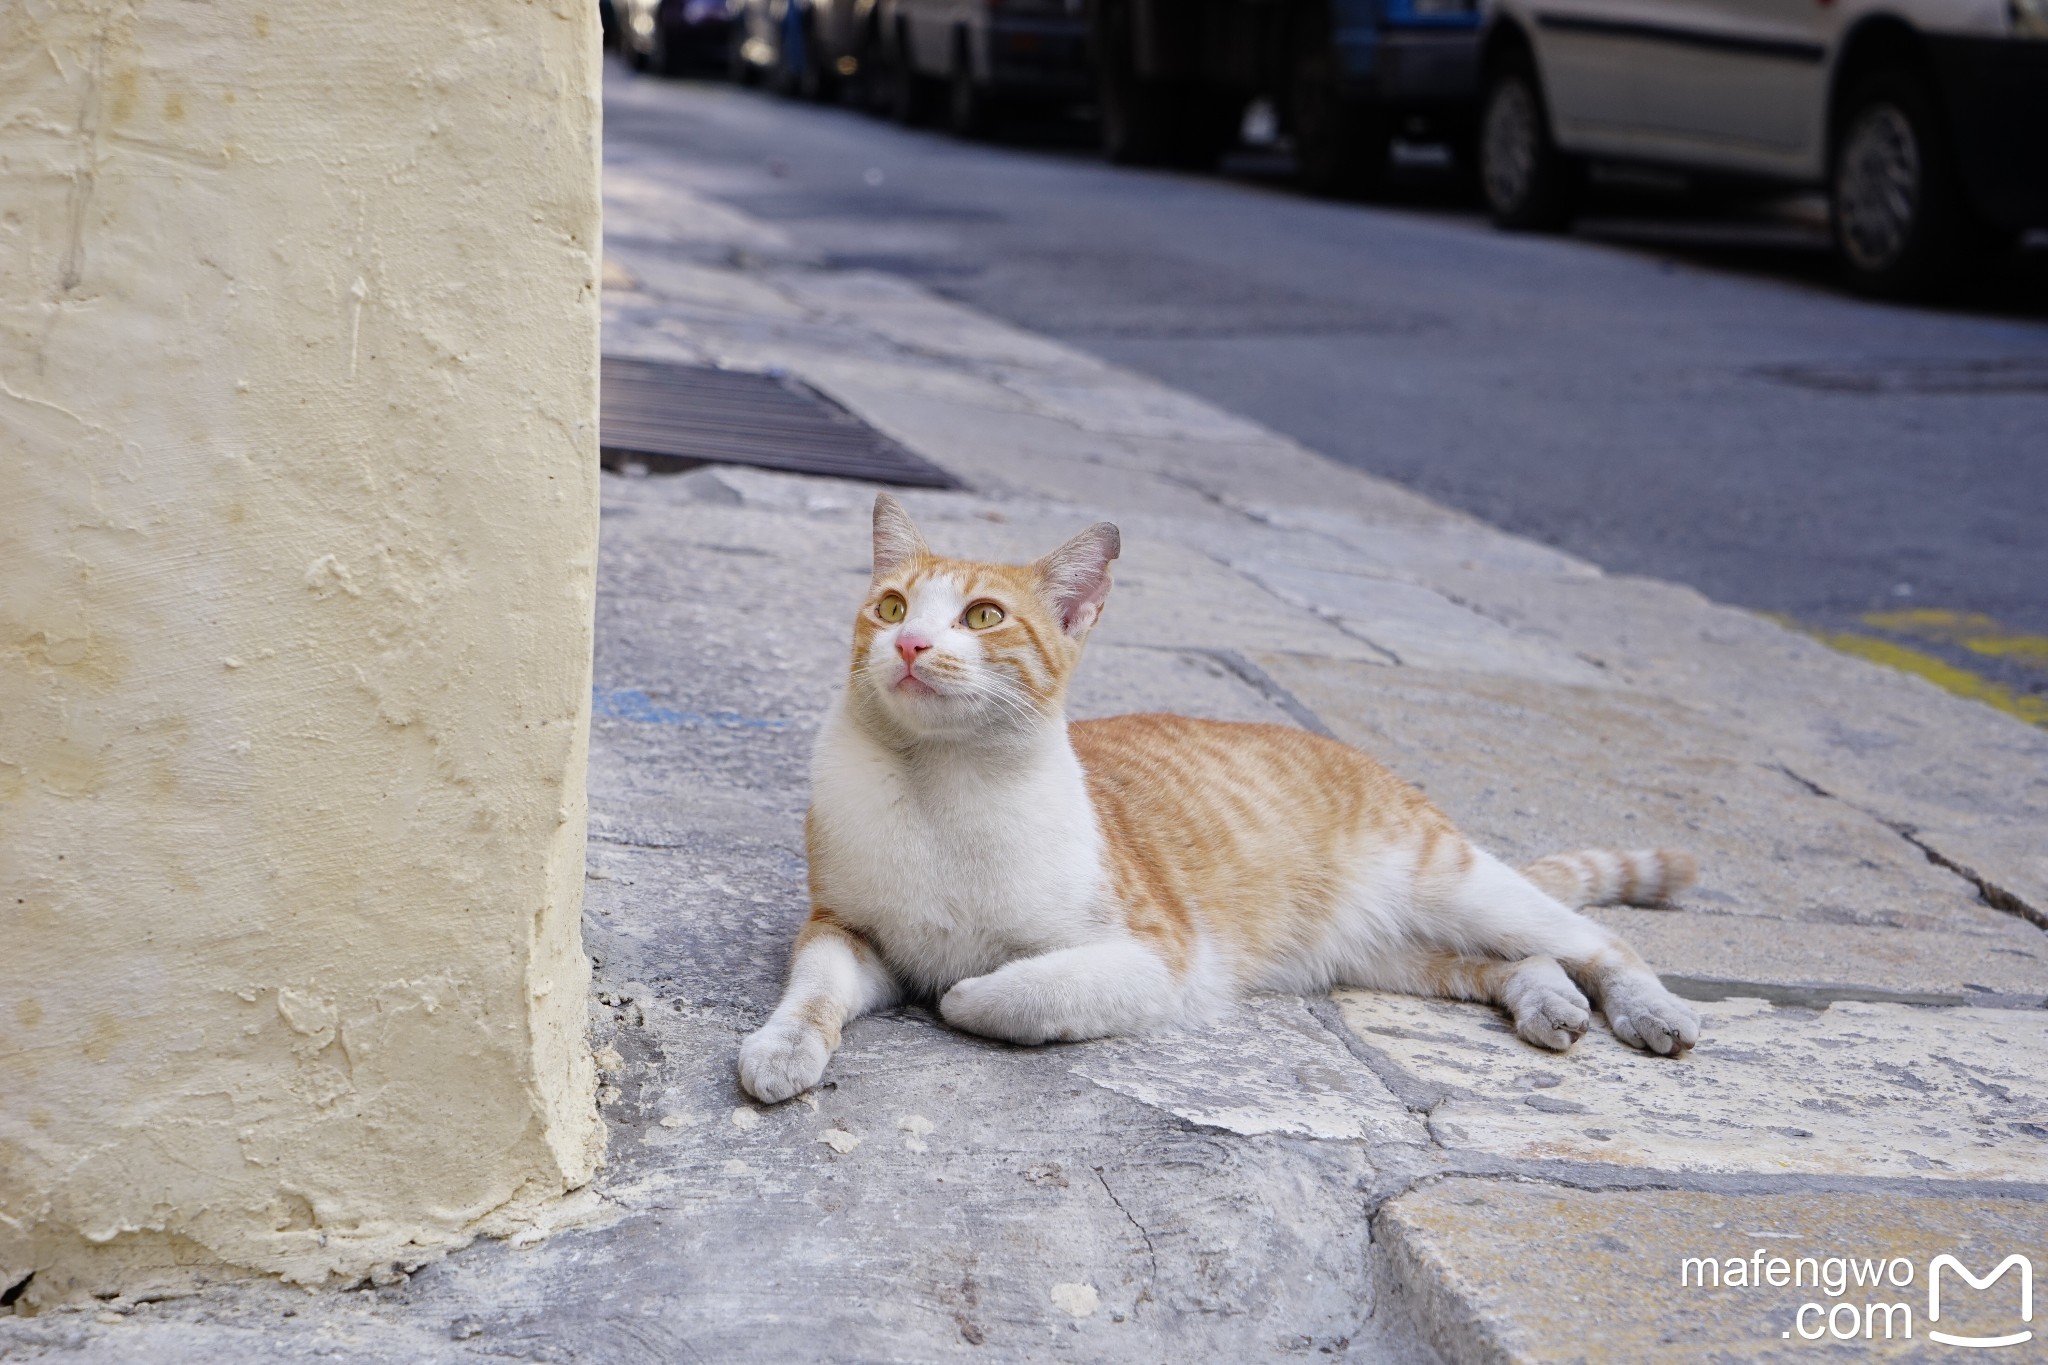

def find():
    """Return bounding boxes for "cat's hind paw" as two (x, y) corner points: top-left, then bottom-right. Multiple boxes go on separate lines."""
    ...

(1602, 975), (1700, 1057)
(737, 1019), (830, 1103)
(1499, 958), (1591, 1052)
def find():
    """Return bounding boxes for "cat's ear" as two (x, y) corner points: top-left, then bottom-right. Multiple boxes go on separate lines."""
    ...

(1034, 522), (1120, 637)
(871, 492), (930, 577)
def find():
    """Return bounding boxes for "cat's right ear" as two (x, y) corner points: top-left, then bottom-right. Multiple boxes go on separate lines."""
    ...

(872, 492), (930, 578)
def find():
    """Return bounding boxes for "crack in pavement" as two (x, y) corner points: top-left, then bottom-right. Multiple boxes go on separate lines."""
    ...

(1213, 555), (1408, 667)
(1194, 649), (1340, 740)
(1112, 643), (1342, 740)
(1774, 764), (2047, 932)
(1093, 1167), (1159, 1317)
(1306, 997), (1453, 1118)
(1425, 1156), (2048, 1203)
(1661, 973), (2046, 1011)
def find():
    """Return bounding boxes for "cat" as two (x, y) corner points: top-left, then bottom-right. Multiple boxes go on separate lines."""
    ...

(736, 493), (1701, 1104)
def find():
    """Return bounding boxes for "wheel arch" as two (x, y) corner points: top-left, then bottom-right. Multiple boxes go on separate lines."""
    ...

(951, 18), (975, 79)
(1479, 17), (1564, 147)
(1479, 14), (1536, 81)
(1827, 16), (1934, 159)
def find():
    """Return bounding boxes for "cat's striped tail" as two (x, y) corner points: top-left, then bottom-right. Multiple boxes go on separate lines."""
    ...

(1521, 849), (1698, 907)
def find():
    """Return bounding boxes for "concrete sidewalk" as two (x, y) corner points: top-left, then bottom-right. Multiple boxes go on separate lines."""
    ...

(8, 116), (2046, 1363)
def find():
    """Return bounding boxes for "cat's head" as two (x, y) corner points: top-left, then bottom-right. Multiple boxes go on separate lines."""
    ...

(846, 493), (1119, 740)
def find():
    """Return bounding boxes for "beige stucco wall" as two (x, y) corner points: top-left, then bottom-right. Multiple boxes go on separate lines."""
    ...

(0, 2), (604, 1303)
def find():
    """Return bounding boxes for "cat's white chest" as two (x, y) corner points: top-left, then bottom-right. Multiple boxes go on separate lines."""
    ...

(806, 702), (1106, 992)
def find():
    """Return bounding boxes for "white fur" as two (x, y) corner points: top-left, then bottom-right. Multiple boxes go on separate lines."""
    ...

(807, 695), (1112, 996)
(733, 505), (1699, 1104)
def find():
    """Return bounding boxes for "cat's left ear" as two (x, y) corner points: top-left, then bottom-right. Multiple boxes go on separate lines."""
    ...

(1034, 522), (1120, 637)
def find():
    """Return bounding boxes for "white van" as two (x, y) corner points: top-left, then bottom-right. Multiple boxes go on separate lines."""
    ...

(1473, 0), (2048, 292)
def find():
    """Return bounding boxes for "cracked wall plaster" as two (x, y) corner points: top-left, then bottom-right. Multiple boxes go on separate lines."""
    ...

(0, 0), (604, 1304)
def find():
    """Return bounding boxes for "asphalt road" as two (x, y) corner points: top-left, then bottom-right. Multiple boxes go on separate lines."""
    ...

(604, 66), (2048, 714)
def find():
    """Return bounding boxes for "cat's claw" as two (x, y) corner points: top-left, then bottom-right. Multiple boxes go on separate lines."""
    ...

(1601, 976), (1700, 1056)
(1499, 958), (1591, 1052)
(737, 1020), (830, 1103)
(1516, 998), (1590, 1052)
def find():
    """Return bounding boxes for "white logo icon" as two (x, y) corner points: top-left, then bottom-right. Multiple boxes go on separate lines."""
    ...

(1928, 1254), (2033, 1349)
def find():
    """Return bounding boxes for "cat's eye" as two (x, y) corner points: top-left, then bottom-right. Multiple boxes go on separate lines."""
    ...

(964, 602), (1005, 630)
(877, 593), (907, 623)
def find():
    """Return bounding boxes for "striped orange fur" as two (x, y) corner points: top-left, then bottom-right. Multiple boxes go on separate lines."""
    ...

(737, 495), (1703, 1104)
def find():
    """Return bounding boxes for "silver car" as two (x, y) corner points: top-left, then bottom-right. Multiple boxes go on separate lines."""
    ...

(1475, 0), (2048, 292)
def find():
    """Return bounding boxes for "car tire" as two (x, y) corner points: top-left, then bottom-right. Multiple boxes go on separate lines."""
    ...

(727, 24), (757, 85)
(886, 24), (936, 125)
(1098, 68), (1174, 166)
(1100, 76), (1229, 169)
(771, 2), (806, 96)
(853, 16), (891, 114)
(797, 21), (838, 101)
(1479, 58), (1580, 232)
(1830, 68), (1977, 298)
(650, 4), (684, 77)
(948, 34), (994, 138)
(1292, 32), (1388, 198)
(1094, 0), (1229, 169)
(1294, 84), (1388, 199)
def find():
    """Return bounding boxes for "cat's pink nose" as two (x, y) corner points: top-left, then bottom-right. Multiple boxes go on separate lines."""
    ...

(896, 634), (932, 667)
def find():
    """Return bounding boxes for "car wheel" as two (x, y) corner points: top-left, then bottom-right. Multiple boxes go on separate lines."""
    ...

(948, 35), (993, 138)
(1093, 0), (1227, 168)
(1294, 83), (1388, 198)
(797, 21), (837, 101)
(1831, 69), (1975, 297)
(853, 17), (890, 114)
(1292, 34), (1387, 198)
(650, 4), (683, 76)
(1097, 58), (1169, 165)
(1479, 59), (1580, 231)
(771, 2), (806, 95)
(886, 24), (935, 124)
(727, 23), (757, 84)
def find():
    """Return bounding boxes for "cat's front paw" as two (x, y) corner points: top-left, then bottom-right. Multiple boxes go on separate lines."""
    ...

(1602, 975), (1700, 1057)
(737, 1019), (830, 1103)
(940, 974), (1048, 1045)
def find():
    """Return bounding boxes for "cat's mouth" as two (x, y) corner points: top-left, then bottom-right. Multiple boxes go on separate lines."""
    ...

(893, 669), (941, 697)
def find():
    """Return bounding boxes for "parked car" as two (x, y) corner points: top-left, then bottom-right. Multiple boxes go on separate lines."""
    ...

(732, 0), (1090, 132)
(622, 0), (742, 75)
(1088, 0), (1484, 191)
(880, 0), (1093, 135)
(727, 0), (889, 103)
(1475, 0), (2048, 293)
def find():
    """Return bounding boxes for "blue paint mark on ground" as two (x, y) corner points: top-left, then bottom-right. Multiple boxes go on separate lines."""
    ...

(593, 688), (788, 731)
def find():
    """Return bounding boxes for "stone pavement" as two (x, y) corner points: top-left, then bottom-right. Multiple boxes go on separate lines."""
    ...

(7, 100), (2046, 1363)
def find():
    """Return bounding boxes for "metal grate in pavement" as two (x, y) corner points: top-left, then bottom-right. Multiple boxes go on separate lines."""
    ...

(599, 356), (960, 489)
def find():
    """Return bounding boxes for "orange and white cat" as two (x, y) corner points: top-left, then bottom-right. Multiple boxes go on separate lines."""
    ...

(737, 494), (1701, 1104)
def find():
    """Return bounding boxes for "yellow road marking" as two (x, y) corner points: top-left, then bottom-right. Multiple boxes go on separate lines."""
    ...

(1814, 631), (2048, 727)
(1861, 609), (2048, 670)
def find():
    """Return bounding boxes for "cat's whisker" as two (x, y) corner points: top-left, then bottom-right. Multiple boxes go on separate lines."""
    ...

(959, 673), (1039, 727)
